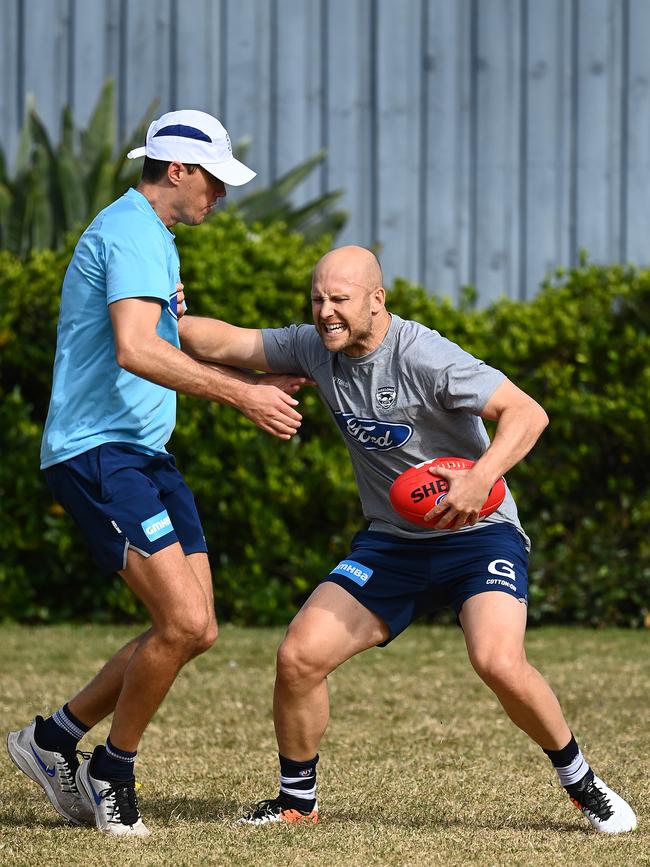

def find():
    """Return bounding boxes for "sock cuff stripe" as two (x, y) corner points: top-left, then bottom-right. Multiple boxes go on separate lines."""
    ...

(557, 753), (589, 787)
(62, 703), (90, 733)
(557, 752), (587, 772)
(280, 775), (316, 793)
(106, 739), (137, 763)
(53, 708), (86, 742)
(280, 783), (317, 801)
(280, 774), (316, 784)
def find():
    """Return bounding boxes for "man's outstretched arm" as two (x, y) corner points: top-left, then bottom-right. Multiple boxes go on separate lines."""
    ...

(110, 298), (302, 440)
(175, 286), (305, 394)
(178, 313), (272, 371)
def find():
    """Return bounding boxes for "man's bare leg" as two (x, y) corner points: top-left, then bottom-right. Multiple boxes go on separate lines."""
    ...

(238, 582), (387, 825)
(459, 591), (636, 833)
(105, 547), (216, 750)
(68, 551), (216, 733)
(8, 548), (217, 832)
(459, 592), (570, 749)
(70, 547), (217, 835)
(273, 582), (388, 758)
(67, 630), (151, 728)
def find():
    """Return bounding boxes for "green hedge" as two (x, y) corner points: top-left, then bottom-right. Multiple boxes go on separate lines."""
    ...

(1, 215), (648, 626)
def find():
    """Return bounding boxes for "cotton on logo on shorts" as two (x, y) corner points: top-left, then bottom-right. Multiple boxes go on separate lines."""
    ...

(141, 510), (174, 541)
(486, 558), (517, 592)
(487, 559), (516, 580)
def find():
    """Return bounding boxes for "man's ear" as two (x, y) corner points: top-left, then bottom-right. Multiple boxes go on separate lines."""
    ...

(371, 286), (386, 312)
(167, 161), (185, 186)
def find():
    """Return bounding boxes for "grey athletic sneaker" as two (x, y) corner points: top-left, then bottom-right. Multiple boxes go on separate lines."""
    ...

(6, 717), (94, 825)
(76, 752), (150, 837)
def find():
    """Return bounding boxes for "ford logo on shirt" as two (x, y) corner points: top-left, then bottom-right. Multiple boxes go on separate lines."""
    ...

(334, 412), (413, 450)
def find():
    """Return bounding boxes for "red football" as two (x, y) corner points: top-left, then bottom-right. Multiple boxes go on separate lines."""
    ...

(389, 456), (506, 528)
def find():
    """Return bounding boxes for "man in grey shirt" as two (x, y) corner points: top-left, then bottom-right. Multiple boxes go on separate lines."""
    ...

(180, 245), (635, 835)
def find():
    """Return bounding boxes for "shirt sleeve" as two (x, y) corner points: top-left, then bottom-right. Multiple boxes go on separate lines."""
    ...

(102, 212), (171, 307)
(262, 324), (322, 376)
(417, 332), (506, 414)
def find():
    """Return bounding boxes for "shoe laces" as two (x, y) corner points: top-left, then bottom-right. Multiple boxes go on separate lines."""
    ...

(572, 779), (614, 821)
(55, 749), (87, 794)
(244, 796), (313, 821)
(244, 798), (284, 820)
(100, 778), (141, 827)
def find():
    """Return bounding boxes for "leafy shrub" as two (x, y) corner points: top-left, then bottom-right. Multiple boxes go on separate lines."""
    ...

(0, 218), (648, 626)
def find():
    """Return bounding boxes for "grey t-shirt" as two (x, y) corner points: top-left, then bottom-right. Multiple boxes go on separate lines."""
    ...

(262, 314), (529, 548)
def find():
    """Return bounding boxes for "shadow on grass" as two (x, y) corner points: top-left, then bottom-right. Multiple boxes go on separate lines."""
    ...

(0, 800), (588, 837)
(144, 796), (590, 835)
(0, 808), (71, 830)
(0, 796), (250, 829)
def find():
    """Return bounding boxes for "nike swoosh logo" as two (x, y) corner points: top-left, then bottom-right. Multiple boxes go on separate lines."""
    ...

(30, 744), (56, 777)
(87, 776), (105, 805)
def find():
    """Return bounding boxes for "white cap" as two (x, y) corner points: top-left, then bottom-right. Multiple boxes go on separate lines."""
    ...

(127, 109), (256, 186)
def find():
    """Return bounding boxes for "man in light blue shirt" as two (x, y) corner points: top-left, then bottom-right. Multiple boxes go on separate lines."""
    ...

(40, 187), (182, 466)
(8, 110), (307, 838)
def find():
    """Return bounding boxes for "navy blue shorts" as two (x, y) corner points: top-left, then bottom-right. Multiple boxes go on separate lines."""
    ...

(44, 443), (208, 574)
(323, 523), (528, 644)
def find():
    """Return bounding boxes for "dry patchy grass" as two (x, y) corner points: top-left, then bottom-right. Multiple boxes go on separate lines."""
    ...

(1, 624), (648, 866)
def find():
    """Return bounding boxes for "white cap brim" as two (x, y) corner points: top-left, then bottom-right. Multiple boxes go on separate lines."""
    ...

(200, 157), (256, 186)
(126, 147), (255, 186)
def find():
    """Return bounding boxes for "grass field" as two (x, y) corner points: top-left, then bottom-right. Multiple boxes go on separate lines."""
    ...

(1, 623), (648, 866)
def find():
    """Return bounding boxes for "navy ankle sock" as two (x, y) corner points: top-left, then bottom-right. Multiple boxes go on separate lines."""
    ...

(543, 735), (593, 789)
(278, 753), (318, 811)
(35, 704), (90, 754)
(89, 738), (137, 782)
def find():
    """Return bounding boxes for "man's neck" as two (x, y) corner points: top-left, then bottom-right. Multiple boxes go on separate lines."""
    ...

(136, 182), (176, 228)
(343, 311), (392, 358)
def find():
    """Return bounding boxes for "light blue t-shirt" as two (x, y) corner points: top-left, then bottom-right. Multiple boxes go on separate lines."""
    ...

(41, 188), (181, 468)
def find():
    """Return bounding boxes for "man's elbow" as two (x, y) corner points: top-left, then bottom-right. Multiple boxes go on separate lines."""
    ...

(114, 340), (140, 373)
(534, 402), (549, 435)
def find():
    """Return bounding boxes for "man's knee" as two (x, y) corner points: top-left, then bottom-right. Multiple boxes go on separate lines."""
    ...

(191, 619), (218, 657)
(159, 608), (213, 657)
(276, 633), (330, 687)
(469, 645), (527, 692)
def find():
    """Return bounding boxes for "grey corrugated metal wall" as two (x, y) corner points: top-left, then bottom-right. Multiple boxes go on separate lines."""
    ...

(2, 0), (649, 302)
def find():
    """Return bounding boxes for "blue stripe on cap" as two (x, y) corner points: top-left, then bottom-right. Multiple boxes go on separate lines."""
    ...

(153, 124), (211, 143)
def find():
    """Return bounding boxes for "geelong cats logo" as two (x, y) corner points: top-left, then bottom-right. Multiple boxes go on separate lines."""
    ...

(376, 386), (396, 409)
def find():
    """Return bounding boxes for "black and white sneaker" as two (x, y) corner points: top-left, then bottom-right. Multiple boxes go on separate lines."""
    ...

(76, 751), (149, 837)
(567, 774), (637, 834)
(236, 796), (318, 826)
(6, 717), (94, 825)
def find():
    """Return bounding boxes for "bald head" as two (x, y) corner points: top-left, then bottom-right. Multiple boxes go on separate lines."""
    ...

(313, 245), (383, 293)
(311, 246), (391, 357)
